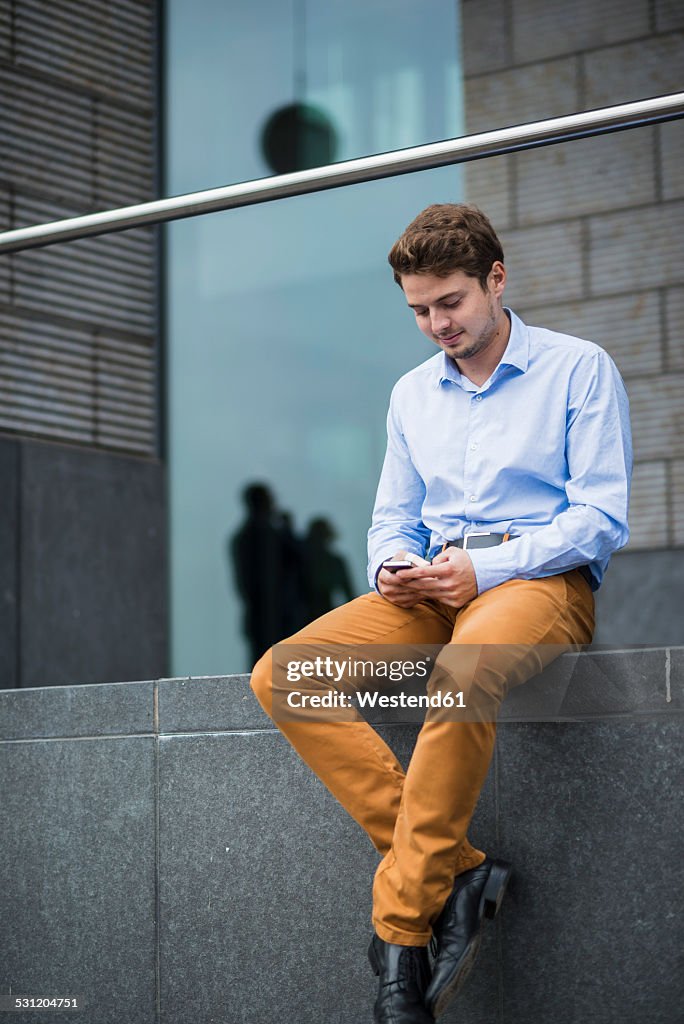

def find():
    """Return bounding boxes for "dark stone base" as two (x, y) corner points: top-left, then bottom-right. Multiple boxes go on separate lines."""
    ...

(1, 655), (682, 1023)
(0, 436), (168, 689)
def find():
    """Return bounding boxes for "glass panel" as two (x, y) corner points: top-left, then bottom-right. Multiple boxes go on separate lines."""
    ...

(166, 0), (464, 674)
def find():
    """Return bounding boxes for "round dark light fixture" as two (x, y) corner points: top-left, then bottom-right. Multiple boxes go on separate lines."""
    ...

(260, 102), (338, 175)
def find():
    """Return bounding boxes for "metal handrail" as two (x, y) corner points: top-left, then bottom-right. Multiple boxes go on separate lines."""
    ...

(1, 92), (683, 254)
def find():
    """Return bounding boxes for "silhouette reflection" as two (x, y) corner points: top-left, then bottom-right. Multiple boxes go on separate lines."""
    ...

(303, 517), (355, 620)
(229, 483), (357, 667)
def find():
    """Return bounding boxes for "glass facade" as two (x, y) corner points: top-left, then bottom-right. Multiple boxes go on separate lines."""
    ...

(166, 0), (464, 674)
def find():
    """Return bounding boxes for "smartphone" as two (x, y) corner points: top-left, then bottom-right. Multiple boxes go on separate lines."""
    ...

(382, 560), (417, 572)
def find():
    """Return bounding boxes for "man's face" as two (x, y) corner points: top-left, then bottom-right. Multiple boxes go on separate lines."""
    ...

(400, 263), (506, 362)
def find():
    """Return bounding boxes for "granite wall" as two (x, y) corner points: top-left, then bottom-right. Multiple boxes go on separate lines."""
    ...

(1, 653), (682, 1023)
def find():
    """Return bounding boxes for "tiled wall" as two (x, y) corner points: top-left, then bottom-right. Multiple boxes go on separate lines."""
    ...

(461, 0), (684, 551)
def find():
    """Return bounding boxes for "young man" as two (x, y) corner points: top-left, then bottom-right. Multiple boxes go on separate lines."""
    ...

(250, 204), (632, 1023)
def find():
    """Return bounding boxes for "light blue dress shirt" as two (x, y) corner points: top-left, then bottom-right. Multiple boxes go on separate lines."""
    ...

(367, 308), (633, 594)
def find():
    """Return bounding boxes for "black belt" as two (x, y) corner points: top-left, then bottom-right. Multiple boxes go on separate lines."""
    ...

(444, 534), (594, 589)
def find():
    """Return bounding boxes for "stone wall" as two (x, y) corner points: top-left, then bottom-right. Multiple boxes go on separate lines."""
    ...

(461, 0), (684, 643)
(1, 658), (682, 1023)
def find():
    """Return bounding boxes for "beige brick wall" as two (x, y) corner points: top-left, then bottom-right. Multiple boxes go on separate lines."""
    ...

(462, 0), (684, 551)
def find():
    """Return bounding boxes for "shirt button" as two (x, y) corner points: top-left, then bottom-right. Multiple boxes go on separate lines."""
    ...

(470, 495), (477, 502)
(475, 395), (483, 402)
(470, 443), (478, 451)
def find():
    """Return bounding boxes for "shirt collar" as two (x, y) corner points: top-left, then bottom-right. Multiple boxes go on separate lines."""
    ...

(435, 307), (529, 388)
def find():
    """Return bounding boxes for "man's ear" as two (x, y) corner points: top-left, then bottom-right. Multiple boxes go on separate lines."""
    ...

(488, 260), (506, 297)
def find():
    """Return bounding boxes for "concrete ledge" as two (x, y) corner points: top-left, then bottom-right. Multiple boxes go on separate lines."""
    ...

(1, 650), (682, 1023)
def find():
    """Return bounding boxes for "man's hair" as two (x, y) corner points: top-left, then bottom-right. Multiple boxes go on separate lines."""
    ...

(388, 203), (504, 289)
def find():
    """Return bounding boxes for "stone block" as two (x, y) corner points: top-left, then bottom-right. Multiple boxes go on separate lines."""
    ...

(0, 736), (157, 1024)
(465, 57), (578, 135)
(672, 459), (684, 547)
(157, 725), (499, 1024)
(496, 720), (684, 1024)
(0, 680), (155, 740)
(515, 128), (656, 226)
(594, 551), (684, 647)
(656, 0), (684, 31)
(500, 221), (583, 307)
(512, 0), (649, 63)
(627, 460), (669, 550)
(585, 32), (684, 107)
(664, 645), (684, 709)
(158, 674), (271, 733)
(0, 439), (18, 689)
(461, 0), (509, 76)
(665, 286), (684, 371)
(464, 154), (512, 230)
(20, 442), (167, 687)
(660, 120), (684, 202)
(588, 201), (684, 296)
(514, 292), (663, 378)
(667, 646), (684, 707)
(625, 373), (684, 461)
(500, 647), (670, 720)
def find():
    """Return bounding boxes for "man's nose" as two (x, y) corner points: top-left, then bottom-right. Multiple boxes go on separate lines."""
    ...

(430, 309), (450, 333)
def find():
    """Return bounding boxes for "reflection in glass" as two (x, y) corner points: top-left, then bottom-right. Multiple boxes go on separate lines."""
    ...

(167, 0), (463, 673)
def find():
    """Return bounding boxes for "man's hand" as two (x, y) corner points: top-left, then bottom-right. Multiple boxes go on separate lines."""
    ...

(376, 551), (431, 608)
(377, 547), (478, 609)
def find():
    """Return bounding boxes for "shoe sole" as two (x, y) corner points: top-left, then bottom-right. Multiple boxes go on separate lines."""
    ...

(428, 859), (512, 1019)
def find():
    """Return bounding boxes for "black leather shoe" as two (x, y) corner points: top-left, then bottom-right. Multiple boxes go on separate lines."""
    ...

(368, 934), (435, 1023)
(425, 858), (512, 1018)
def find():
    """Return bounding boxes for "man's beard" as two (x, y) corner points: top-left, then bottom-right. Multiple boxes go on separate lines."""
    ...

(444, 298), (499, 359)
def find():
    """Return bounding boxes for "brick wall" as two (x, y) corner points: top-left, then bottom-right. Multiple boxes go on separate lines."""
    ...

(461, 0), (684, 551)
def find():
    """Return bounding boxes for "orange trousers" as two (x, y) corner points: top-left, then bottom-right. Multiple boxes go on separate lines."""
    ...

(250, 568), (594, 945)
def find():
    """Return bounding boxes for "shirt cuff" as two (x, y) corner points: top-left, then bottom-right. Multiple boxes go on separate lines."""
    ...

(465, 546), (517, 595)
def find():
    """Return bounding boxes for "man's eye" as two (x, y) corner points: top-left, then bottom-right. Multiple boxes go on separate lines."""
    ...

(415, 309), (428, 317)
(445, 300), (460, 308)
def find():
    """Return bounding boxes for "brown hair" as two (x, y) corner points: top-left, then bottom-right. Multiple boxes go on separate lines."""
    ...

(388, 203), (504, 289)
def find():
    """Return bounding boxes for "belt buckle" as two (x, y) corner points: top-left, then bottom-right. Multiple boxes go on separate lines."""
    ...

(462, 531), (492, 551)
